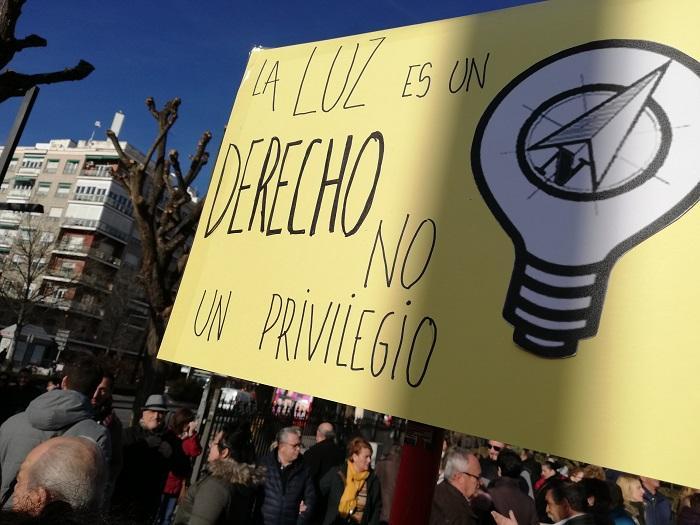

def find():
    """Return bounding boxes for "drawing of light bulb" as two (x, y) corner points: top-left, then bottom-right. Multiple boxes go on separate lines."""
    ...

(471, 40), (700, 358)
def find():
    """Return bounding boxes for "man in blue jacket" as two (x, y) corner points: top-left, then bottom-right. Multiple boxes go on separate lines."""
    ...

(640, 477), (672, 525)
(260, 426), (316, 525)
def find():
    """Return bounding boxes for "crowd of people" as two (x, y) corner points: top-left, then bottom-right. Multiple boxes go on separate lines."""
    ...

(430, 439), (699, 525)
(0, 359), (698, 525)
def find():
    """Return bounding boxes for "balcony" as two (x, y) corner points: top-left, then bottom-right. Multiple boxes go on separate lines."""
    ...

(42, 296), (104, 319)
(8, 188), (32, 199)
(72, 193), (108, 203)
(61, 217), (128, 243)
(80, 167), (114, 178)
(0, 212), (20, 226)
(71, 192), (133, 217)
(52, 241), (122, 267)
(52, 241), (89, 256)
(44, 267), (113, 293)
(17, 167), (41, 176)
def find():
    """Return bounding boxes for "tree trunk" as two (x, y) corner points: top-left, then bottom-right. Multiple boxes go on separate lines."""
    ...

(131, 316), (169, 421)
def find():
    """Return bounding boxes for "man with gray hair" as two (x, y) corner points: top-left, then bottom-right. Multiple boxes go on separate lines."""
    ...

(11, 436), (106, 516)
(430, 448), (481, 525)
(260, 426), (316, 524)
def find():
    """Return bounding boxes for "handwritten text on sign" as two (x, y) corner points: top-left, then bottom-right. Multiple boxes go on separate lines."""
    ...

(160, 0), (700, 489)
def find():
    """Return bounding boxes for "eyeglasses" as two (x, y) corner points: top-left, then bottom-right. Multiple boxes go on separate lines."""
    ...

(211, 439), (228, 451)
(460, 471), (481, 483)
(281, 441), (301, 449)
(487, 444), (503, 452)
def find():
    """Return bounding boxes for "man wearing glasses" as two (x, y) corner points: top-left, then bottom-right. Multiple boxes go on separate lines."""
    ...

(480, 439), (506, 487)
(430, 449), (482, 525)
(260, 426), (316, 525)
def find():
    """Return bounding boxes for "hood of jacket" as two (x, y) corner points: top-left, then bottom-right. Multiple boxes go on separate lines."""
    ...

(25, 389), (94, 431)
(208, 458), (266, 487)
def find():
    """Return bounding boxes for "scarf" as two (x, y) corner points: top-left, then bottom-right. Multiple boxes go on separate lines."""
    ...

(338, 461), (370, 517)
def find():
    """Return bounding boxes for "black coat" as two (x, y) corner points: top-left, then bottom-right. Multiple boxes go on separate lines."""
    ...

(112, 424), (186, 521)
(304, 440), (346, 524)
(429, 481), (477, 525)
(489, 477), (539, 525)
(304, 439), (345, 485)
(319, 464), (381, 525)
(259, 451), (316, 525)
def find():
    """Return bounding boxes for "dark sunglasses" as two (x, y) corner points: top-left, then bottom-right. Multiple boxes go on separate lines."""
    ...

(487, 444), (503, 452)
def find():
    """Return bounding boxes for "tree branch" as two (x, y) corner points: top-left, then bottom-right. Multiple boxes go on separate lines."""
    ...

(162, 199), (204, 256)
(0, 60), (95, 103)
(12, 33), (46, 52)
(184, 131), (212, 187)
(145, 97), (159, 119)
(169, 150), (185, 190)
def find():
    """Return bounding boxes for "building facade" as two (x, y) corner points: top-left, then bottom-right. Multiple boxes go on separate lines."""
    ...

(0, 137), (151, 365)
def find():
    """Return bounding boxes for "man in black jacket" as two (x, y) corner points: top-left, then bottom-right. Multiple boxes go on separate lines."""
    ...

(304, 423), (345, 485)
(304, 422), (344, 524)
(544, 481), (596, 525)
(493, 481), (595, 525)
(430, 449), (481, 525)
(111, 394), (184, 523)
(260, 426), (316, 525)
(489, 450), (538, 525)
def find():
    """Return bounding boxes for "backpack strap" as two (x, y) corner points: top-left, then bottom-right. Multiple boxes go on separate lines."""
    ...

(0, 477), (17, 508)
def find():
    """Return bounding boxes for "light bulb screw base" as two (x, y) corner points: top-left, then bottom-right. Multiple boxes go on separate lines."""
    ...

(504, 253), (610, 358)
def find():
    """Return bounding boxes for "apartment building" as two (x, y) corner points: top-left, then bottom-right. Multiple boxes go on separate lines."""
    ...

(0, 131), (152, 365)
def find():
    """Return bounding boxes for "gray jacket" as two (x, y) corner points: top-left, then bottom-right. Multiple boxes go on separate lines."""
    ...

(0, 388), (111, 507)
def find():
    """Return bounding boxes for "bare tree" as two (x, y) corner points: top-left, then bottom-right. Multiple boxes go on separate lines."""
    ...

(107, 97), (211, 405)
(0, 0), (94, 103)
(0, 215), (60, 364)
(96, 266), (148, 353)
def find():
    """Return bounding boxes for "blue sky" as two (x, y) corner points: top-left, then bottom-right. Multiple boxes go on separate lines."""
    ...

(1, 0), (538, 193)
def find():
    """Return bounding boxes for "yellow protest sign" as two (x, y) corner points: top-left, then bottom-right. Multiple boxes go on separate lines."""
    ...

(159, 0), (700, 487)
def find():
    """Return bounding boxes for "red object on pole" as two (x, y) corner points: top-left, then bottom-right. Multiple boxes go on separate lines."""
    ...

(389, 422), (445, 525)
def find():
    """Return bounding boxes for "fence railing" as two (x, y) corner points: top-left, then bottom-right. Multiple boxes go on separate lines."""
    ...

(53, 241), (122, 267)
(41, 296), (104, 317)
(61, 217), (128, 242)
(191, 387), (405, 482)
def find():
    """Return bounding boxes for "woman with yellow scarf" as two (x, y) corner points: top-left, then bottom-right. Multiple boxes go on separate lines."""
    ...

(319, 437), (382, 524)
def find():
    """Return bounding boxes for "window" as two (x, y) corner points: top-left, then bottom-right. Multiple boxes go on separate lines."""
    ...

(37, 182), (51, 194)
(21, 157), (43, 170)
(63, 160), (79, 174)
(13, 179), (34, 190)
(45, 160), (59, 174)
(49, 207), (63, 218)
(40, 232), (54, 243)
(56, 183), (72, 196)
(66, 235), (85, 248)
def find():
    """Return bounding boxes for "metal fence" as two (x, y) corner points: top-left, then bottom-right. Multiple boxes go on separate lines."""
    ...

(191, 386), (406, 483)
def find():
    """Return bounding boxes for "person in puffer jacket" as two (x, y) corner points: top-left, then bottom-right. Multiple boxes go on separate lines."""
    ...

(259, 426), (316, 525)
(175, 422), (263, 525)
(0, 356), (109, 509)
